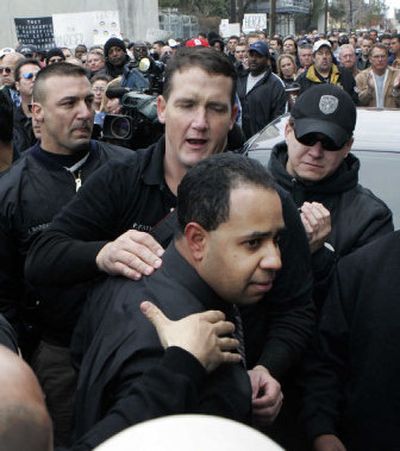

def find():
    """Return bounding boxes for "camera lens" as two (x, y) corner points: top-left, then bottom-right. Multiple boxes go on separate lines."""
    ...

(110, 116), (131, 139)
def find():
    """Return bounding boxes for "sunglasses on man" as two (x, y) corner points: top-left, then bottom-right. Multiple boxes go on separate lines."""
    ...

(294, 129), (346, 151)
(21, 72), (39, 80)
(0, 67), (12, 74)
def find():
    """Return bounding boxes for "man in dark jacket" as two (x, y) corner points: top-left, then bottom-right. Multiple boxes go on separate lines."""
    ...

(266, 84), (392, 450)
(103, 37), (130, 79)
(269, 84), (393, 307)
(0, 62), (130, 447)
(237, 41), (287, 139)
(297, 40), (358, 104)
(302, 231), (400, 451)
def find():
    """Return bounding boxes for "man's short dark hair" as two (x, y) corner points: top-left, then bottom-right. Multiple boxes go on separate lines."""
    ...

(0, 91), (13, 143)
(14, 58), (41, 82)
(33, 62), (89, 103)
(392, 34), (400, 43)
(162, 47), (237, 106)
(177, 153), (276, 233)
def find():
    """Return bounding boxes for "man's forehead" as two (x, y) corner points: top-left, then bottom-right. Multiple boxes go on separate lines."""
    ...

(169, 67), (233, 94)
(42, 75), (91, 96)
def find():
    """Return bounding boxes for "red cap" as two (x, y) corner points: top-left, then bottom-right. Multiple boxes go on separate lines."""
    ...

(185, 38), (209, 48)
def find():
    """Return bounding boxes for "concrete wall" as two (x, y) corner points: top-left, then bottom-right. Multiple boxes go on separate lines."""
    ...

(1, 0), (159, 47)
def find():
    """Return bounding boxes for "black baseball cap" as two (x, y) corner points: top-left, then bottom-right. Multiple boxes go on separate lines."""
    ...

(291, 84), (356, 148)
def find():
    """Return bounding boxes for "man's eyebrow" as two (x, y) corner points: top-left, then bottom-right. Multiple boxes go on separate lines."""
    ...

(243, 227), (287, 240)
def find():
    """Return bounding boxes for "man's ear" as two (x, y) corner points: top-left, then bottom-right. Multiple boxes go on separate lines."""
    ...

(184, 222), (208, 261)
(284, 119), (293, 139)
(157, 95), (167, 124)
(229, 103), (239, 130)
(343, 137), (354, 158)
(31, 102), (44, 123)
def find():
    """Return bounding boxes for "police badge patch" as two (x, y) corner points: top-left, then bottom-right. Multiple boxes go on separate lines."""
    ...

(319, 95), (339, 115)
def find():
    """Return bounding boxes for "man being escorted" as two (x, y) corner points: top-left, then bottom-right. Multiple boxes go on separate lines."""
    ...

(70, 153), (285, 449)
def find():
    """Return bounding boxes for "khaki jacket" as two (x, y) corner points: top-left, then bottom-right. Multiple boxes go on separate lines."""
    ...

(355, 67), (400, 108)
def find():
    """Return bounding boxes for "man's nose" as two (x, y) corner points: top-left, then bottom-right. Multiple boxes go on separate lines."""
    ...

(308, 141), (324, 157)
(77, 101), (93, 119)
(191, 107), (208, 130)
(259, 242), (282, 272)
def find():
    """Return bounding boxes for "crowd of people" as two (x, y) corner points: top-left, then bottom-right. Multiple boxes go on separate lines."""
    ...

(0, 24), (399, 451)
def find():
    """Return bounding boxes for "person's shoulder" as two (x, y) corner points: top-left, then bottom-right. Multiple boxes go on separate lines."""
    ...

(0, 152), (32, 195)
(338, 230), (400, 275)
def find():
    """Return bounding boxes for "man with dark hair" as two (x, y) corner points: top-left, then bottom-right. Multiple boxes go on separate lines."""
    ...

(70, 153), (285, 449)
(26, 48), (314, 439)
(237, 41), (286, 139)
(45, 48), (66, 65)
(297, 40), (358, 103)
(357, 37), (373, 70)
(103, 37), (130, 78)
(0, 62), (130, 446)
(13, 58), (41, 153)
(390, 34), (400, 68)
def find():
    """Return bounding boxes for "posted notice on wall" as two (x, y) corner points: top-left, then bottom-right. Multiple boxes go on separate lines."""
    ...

(14, 17), (55, 50)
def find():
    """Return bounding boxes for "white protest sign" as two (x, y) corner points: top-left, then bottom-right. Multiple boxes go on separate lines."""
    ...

(53, 10), (121, 48)
(242, 14), (267, 33)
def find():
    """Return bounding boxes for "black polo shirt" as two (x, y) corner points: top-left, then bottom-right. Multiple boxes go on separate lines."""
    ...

(26, 137), (175, 286)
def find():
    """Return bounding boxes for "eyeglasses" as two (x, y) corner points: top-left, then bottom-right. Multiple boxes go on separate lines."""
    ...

(295, 130), (345, 151)
(92, 87), (105, 92)
(0, 67), (12, 74)
(21, 72), (39, 80)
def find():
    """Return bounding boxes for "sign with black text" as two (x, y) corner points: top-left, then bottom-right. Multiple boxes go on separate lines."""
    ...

(14, 17), (55, 50)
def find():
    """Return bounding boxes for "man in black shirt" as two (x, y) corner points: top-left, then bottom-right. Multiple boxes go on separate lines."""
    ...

(69, 154), (285, 449)
(0, 63), (130, 446)
(26, 48), (314, 431)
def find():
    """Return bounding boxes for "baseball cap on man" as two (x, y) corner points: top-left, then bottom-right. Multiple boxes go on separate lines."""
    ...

(0, 48), (15, 59)
(248, 41), (270, 58)
(312, 39), (332, 53)
(185, 38), (209, 48)
(17, 44), (37, 57)
(291, 84), (356, 148)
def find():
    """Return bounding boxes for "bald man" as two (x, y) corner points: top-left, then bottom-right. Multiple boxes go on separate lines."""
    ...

(0, 345), (53, 451)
